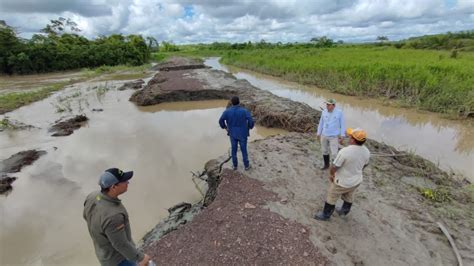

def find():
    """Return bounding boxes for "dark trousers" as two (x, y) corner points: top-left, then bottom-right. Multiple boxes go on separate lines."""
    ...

(230, 136), (249, 168)
(118, 259), (137, 266)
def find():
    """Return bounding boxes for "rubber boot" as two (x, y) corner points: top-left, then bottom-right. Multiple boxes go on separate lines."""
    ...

(320, 155), (330, 170)
(336, 201), (352, 216)
(314, 202), (335, 221)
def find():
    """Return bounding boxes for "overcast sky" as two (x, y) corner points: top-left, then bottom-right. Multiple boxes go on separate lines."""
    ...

(1, 0), (473, 43)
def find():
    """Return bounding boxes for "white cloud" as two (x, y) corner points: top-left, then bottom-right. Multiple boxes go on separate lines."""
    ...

(0, 0), (472, 43)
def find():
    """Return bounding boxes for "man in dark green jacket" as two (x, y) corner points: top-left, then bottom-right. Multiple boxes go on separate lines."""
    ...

(83, 168), (151, 266)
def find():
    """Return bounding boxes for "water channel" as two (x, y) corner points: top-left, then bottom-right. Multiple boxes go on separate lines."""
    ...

(204, 58), (474, 182)
(0, 77), (284, 265)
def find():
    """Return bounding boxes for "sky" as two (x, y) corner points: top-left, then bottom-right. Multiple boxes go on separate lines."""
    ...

(1, 0), (473, 43)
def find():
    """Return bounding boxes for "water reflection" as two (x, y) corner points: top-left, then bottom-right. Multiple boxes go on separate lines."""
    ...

(0, 82), (285, 264)
(204, 58), (474, 180)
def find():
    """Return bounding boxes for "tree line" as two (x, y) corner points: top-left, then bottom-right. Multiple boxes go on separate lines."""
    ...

(185, 31), (473, 52)
(0, 18), (155, 75)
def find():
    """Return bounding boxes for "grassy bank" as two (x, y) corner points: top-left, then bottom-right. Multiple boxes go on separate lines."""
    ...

(0, 82), (69, 114)
(178, 47), (473, 117)
(0, 63), (153, 114)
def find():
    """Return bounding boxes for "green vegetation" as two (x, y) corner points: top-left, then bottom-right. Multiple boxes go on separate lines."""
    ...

(173, 31), (474, 117)
(402, 31), (474, 51)
(419, 187), (452, 203)
(0, 18), (152, 74)
(0, 82), (68, 114)
(217, 47), (473, 116)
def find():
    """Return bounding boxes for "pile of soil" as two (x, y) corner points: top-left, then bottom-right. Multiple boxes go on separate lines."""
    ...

(130, 65), (319, 132)
(143, 169), (329, 265)
(49, 115), (88, 136)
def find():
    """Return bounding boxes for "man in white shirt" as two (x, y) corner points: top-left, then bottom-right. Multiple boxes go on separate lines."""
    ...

(316, 99), (345, 170)
(314, 128), (370, 221)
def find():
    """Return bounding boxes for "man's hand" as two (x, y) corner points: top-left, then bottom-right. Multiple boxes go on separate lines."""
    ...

(328, 174), (335, 183)
(139, 254), (151, 266)
(317, 134), (321, 141)
(338, 136), (344, 145)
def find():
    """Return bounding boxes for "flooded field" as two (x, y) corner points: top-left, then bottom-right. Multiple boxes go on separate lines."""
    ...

(0, 76), (285, 264)
(205, 58), (474, 181)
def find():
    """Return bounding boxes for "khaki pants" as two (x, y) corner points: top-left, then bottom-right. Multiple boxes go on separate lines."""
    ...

(326, 182), (359, 205)
(321, 135), (339, 158)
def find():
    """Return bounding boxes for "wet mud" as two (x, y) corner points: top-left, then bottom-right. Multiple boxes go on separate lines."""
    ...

(0, 149), (46, 174)
(137, 57), (473, 265)
(0, 149), (46, 194)
(151, 56), (208, 72)
(117, 79), (145, 91)
(0, 175), (17, 194)
(49, 115), (88, 136)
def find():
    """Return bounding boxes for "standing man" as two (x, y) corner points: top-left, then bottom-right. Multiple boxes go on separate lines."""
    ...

(316, 98), (345, 170)
(314, 128), (370, 221)
(83, 168), (151, 266)
(219, 96), (255, 170)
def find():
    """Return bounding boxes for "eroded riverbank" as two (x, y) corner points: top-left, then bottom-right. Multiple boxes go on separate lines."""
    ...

(205, 57), (474, 182)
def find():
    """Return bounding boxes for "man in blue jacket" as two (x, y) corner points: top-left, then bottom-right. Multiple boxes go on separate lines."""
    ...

(219, 96), (255, 170)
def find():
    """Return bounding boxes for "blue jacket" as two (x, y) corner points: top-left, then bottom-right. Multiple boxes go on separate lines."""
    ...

(219, 105), (254, 140)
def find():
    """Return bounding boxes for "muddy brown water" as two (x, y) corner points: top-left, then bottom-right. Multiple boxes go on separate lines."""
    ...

(0, 77), (285, 264)
(205, 58), (474, 182)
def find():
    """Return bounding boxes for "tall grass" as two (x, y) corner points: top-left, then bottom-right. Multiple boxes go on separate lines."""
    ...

(213, 47), (473, 117)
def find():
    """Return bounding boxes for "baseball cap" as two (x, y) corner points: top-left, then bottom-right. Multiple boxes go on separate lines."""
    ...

(346, 128), (367, 142)
(99, 168), (133, 189)
(325, 98), (336, 105)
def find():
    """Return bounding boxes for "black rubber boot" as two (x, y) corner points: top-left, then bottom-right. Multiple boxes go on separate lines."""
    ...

(336, 201), (352, 216)
(314, 202), (335, 221)
(320, 155), (330, 170)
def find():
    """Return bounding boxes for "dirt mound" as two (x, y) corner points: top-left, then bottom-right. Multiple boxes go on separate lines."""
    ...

(130, 64), (319, 132)
(49, 115), (88, 136)
(143, 169), (329, 265)
(152, 56), (207, 71)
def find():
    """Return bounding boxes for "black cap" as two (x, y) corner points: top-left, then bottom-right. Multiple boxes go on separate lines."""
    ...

(99, 168), (133, 189)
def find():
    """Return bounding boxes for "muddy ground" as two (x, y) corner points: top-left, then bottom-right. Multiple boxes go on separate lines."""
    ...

(49, 114), (88, 136)
(138, 57), (473, 265)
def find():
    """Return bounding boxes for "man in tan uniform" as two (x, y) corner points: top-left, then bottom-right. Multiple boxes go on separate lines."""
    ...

(314, 128), (370, 221)
(83, 168), (151, 266)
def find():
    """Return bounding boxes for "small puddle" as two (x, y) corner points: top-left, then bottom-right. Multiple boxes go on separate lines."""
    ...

(205, 58), (474, 181)
(0, 78), (285, 264)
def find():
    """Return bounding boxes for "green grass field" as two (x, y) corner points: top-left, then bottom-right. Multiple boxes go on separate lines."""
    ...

(175, 46), (473, 117)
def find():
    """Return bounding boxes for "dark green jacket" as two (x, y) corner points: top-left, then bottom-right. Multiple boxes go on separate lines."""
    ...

(83, 191), (144, 266)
